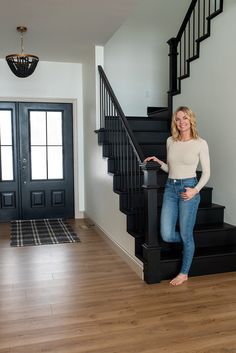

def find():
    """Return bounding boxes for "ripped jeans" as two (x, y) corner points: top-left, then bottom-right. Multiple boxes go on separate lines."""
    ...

(160, 177), (200, 275)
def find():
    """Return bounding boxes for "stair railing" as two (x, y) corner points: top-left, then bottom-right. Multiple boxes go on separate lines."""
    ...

(168, 0), (223, 98)
(98, 65), (161, 283)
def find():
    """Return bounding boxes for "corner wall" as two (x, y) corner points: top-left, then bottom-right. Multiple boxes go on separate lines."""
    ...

(174, 0), (236, 223)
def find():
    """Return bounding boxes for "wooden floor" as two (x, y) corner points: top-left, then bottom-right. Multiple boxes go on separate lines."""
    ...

(1, 219), (236, 353)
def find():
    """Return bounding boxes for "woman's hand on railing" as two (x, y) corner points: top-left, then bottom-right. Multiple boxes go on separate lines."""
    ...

(144, 156), (163, 166)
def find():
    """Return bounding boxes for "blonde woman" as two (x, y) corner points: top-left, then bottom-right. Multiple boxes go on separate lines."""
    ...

(144, 106), (210, 286)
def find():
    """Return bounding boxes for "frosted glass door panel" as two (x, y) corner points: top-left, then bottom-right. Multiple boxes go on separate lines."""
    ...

(31, 147), (47, 180)
(0, 110), (14, 181)
(30, 112), (46, 145)
(47, 112), (62, 145)
(0, 111), (12, 144)
(48, 147), (63, 179)
(1, 146), (13, 180)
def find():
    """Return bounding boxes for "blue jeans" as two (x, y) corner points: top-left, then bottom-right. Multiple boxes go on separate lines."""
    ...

(160, 177), (200, 275)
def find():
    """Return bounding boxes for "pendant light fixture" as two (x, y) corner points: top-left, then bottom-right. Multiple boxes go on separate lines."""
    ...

(6, 26), (39, 78)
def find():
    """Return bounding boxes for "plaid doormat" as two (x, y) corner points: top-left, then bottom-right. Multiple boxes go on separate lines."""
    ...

(10, 219), (80, 247)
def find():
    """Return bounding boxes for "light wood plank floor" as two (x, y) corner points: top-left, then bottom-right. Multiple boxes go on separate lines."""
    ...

(1, 219), (236, 353)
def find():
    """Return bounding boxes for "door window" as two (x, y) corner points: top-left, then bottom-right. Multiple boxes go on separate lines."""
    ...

(30, 111), (63, 180)
(0, 110), (14, 181)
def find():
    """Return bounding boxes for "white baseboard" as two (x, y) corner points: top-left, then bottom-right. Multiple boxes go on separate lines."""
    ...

(84, 214), (143, 280)
(75, 211), (85, 219)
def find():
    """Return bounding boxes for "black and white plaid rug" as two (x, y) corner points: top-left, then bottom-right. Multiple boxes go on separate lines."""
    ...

(10, 219), (80, 247)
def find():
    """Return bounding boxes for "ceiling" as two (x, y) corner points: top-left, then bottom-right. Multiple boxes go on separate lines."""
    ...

(0, 0), (140, 63)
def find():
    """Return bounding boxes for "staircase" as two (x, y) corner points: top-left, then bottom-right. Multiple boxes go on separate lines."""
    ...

(96, 0), (236, 283)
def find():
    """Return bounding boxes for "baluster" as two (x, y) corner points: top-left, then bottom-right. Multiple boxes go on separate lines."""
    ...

(179, 40), (182, 79)
(118, 119), (122, 175)
(130, 149), (133, 210)
(193, 8), (196, 57)
(203, 0), (206, 35)
(184, 29), (186, 75)
(188, 19), (191, 60)
(121, 126), (125, 191)
(209, 0), (211, 16)
(198, 0), (201, 38)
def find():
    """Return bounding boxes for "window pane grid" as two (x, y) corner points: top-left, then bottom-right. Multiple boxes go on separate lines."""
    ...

(30, 111), (63, 180)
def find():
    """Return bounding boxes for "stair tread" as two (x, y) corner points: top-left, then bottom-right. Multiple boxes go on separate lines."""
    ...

(127, 116), (168, 121)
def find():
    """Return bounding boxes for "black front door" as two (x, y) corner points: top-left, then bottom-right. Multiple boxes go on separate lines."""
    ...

(0, 102), (74, 221)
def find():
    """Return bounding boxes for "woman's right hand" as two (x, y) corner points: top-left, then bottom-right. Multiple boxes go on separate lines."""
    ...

(144, 156), (162, 165)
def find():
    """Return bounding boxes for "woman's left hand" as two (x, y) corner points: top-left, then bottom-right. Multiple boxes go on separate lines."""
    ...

(181, 187), (198, 201)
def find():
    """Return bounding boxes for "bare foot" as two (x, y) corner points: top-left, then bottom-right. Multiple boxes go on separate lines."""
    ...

(170, 273), (188, 286)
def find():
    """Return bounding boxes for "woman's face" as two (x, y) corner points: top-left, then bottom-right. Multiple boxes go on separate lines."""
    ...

(175, 110), (191, 134)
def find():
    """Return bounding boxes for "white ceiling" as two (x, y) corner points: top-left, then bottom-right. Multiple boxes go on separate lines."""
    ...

(0, 0), (140, 63)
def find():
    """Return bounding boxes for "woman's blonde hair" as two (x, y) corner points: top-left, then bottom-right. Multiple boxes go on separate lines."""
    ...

(171, 106), (198, 141)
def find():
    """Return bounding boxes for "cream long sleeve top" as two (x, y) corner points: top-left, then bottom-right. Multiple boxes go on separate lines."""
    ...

(160, 136), (210, 192)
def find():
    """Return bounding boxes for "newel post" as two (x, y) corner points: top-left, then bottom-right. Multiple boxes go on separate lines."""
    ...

(167, 37), (178, 94)
(141, 161), (161, 284)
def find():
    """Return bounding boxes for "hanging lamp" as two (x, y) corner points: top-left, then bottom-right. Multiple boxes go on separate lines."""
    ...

(6, 26), (39, 78)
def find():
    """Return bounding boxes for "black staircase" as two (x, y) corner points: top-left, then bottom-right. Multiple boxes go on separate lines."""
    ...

(96, 0), (236, 283)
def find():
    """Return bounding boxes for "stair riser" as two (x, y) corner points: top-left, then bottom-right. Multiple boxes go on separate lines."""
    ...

(147, 110), (170, 119)
(127, 206), (224, 235)
(127, 120), (169, 131)
(120, 193), (144, 212)
(133, 131), (169, 144)
(113, 173), (168, 192)
(160, 253), (236, 280)
(156, 187), (212, 206)
(160, 228), (236, 251)
(194, 229), (236, 248)
(141, 144), (166, 159)
(120, 187), (212, 216)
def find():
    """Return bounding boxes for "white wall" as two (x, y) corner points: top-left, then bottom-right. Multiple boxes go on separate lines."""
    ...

(104, 0), (190, 116)
(0, 59), (84, 218)
(174, 0), (236, 224)
(83, 47), (142, 273)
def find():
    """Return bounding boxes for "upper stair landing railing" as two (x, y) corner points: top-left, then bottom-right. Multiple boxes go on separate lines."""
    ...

(168, 0), (223, 96)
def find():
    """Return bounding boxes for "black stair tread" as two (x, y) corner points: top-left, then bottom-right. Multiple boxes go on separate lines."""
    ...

(198, 203), (225, 210)
(147, 107), (168, 113)
(126, 116), (169, 121)
(132, 128), (169, 131)
(140, 141), (167, 146)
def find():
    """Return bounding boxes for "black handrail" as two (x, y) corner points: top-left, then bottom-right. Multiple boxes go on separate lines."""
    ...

(98, 65), (145, 163)
(168, 0), (223, 97)
(176, 0), (198, 42)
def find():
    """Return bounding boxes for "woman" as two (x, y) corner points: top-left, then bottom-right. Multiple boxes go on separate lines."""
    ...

(144, 106), (210, 286)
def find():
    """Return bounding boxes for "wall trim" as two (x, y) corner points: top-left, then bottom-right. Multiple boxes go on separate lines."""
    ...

(84, 213), (144, 280)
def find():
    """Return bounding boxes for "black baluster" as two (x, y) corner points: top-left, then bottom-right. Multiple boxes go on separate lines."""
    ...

(198, 0), (201, 38)
(203, 0), (206, 35)
(193, 8), (195, 57)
